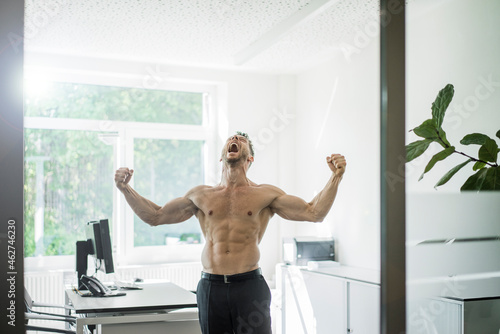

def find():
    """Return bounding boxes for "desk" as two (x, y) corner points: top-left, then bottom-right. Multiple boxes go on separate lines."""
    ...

(65, 281), (200, 334)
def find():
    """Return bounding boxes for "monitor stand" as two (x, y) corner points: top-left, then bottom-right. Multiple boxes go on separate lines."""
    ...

(76, 240), (91, 290)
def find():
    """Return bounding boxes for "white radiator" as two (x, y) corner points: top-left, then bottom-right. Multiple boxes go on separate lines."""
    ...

(25, 270), (66, 307)
(25, 271), (67, 333)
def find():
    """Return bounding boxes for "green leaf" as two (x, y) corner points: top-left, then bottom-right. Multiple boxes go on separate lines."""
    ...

(461, 168), (489, 191)
(496, 129), (500, 140)
(460, 133), (491, 146)
(412, 119), (451, 148)
(481, 167), (500, 190)
(437, 127), (451, 148)
(462, 167), (500, 191)
(431, 84), (454, 129)
(478, 138), (499, 162)
(406, 139), (433, 162)
(413, 119), (438, 139)
(435, 159), (472, 188)
(419, 146), (455, 181)
(473, 161), (486, 171)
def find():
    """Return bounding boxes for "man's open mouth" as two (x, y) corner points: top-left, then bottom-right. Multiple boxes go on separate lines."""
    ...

(229, 143), (239, 153)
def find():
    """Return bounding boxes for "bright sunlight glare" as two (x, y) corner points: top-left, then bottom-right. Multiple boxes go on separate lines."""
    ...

(24, 72), (53, 98)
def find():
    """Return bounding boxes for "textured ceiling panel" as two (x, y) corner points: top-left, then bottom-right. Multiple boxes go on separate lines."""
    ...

(24, 0), (378, 72)
(245, 0), (378, 71)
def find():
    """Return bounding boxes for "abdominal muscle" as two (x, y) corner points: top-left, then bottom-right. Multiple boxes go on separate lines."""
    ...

(200, 218), (263, 275)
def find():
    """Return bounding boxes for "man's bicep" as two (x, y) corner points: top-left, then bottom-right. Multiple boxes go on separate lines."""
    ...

(270, 194), (315, 222)
(156, 197), (197, 225)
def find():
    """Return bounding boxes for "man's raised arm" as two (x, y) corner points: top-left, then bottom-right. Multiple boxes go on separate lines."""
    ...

(270, 154), (346, 222)
(114, 167), (198, 226)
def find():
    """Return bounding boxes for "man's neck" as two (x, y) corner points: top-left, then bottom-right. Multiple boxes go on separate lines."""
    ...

(220, 163), (249, 188)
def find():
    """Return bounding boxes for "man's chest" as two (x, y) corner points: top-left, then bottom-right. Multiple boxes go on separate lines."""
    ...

(192, 187), (274, 218)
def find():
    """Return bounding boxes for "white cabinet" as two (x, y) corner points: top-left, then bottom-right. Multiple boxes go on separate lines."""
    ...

(277, 265), (380, 334)
(301, 270), (347, 334)
(348, 280), (380, 333)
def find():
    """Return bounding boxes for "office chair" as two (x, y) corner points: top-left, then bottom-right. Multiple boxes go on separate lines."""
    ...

(24, 287), (77, 334)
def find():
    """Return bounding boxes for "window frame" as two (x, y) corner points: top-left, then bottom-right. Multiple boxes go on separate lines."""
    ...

(23, 69), (219, 271)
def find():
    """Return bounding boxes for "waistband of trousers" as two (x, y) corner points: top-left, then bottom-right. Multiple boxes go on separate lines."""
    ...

(201, 268), (262, 283)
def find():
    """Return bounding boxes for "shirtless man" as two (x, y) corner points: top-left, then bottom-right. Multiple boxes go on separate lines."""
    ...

(114, 132), (346, 334)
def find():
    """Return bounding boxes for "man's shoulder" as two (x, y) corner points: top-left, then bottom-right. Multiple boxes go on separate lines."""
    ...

(254, 183), (285, 195)
(186, 184), (215, 195)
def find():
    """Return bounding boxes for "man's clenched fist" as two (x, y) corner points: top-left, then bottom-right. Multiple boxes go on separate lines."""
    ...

(115, 167), (134, 190)
(326, 154), (346, 177)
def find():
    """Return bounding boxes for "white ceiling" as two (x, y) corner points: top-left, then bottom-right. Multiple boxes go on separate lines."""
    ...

(25, 0), (378, 73)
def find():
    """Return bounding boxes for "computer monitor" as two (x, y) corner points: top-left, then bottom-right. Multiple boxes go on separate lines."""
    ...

(76, 219), (115, 289)
(86, 219), (115, 274)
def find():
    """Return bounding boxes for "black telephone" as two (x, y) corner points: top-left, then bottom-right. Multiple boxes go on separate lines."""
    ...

(80, 275), (126, 297)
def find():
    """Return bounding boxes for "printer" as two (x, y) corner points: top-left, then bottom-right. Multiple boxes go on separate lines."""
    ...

(282, 236), (335, 266)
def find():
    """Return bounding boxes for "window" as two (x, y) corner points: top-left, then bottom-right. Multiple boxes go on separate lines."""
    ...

(133, 138), (204, 247)
(24, 128), (114, 257)
(24, 78), (217, 267)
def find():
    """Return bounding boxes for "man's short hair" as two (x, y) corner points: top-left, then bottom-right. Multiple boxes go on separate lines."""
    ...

(236, 131), (255, 158)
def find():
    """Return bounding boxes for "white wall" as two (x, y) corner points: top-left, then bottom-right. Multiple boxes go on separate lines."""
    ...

(291, 39), (381, 270)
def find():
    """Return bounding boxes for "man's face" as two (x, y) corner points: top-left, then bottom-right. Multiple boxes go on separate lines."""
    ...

(220, 135), (253, 166)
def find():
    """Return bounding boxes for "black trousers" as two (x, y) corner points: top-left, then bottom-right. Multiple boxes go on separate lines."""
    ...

(196, 268), (272, 334)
